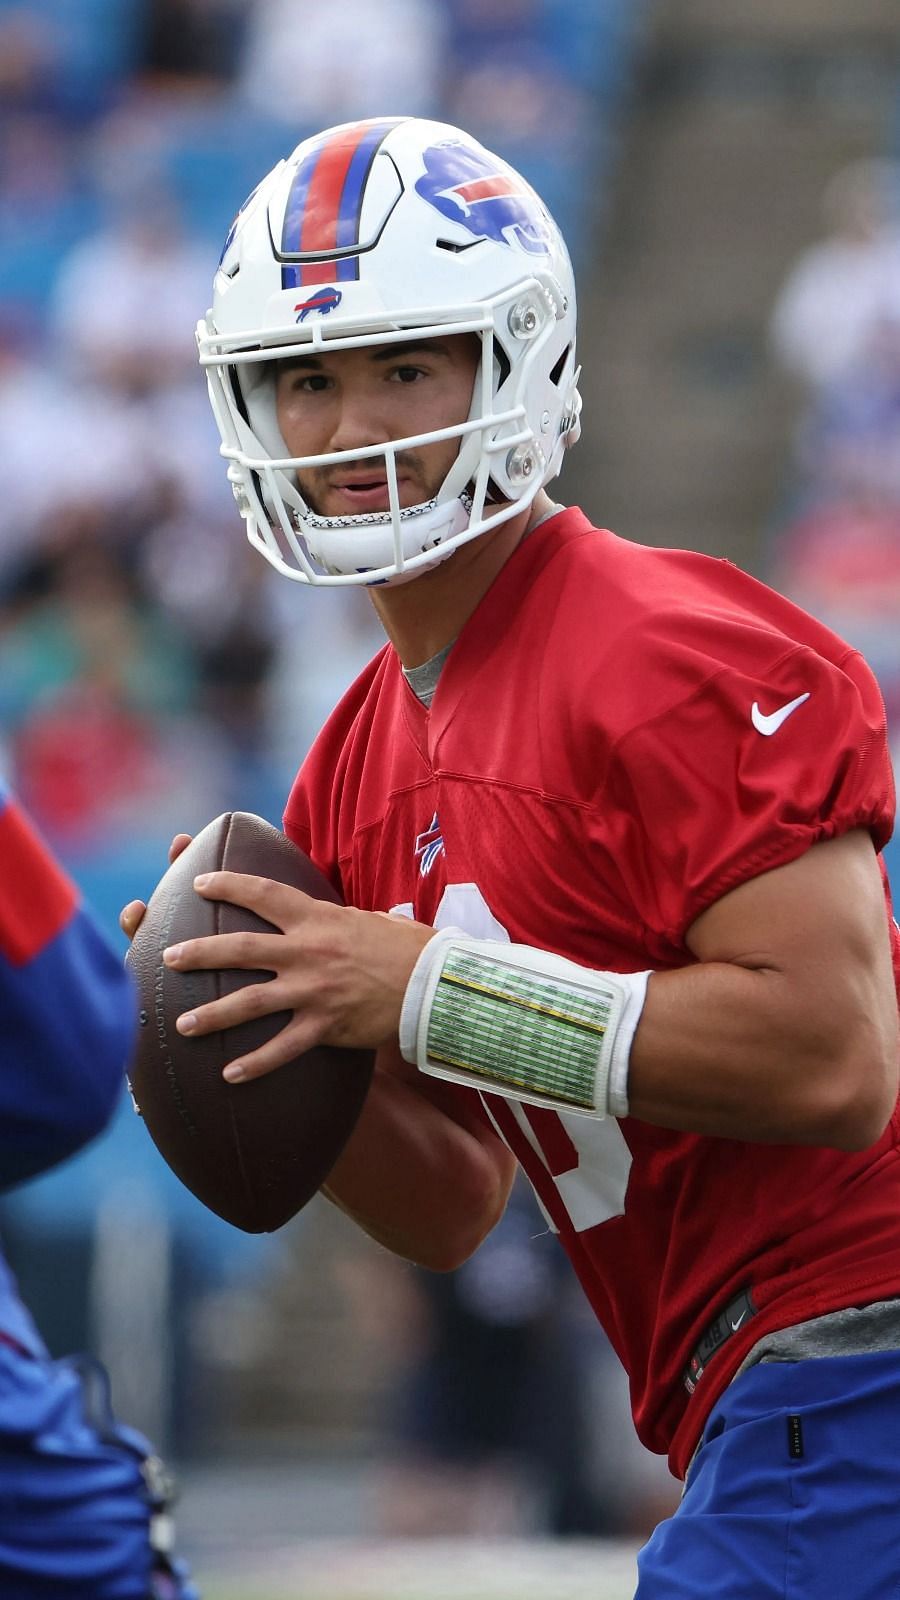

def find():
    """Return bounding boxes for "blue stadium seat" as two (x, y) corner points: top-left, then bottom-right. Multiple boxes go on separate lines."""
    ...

(0, 0), (144, 117)
(159, 109), (297, 241)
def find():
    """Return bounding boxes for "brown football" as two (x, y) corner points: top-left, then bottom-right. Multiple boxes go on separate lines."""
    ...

(125, 812), (374, 1232)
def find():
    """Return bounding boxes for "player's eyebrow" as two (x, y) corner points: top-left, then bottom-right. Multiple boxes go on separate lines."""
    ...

(276, 340), (455, 373)
(369, 341), (455, 363)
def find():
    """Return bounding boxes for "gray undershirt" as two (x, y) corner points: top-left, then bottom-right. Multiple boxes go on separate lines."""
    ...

(403, 642), (453, 708)
(402, 502), (565, 707)
(737, 1297), (900, 1374)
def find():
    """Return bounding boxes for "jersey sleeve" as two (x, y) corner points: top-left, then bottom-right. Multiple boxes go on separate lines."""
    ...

(606, 639), (895, 951)
(0, 787), (136, 1191)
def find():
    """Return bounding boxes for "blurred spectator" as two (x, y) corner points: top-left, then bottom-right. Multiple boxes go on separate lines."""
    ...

(449, 52), (592, 152)
(0, 0), (144, 122)
(447, 0), (590, 123)
(0, 330), (156, 574)
(0, 532), (218, 847)
(766, 157), (900, 757)
(49, 179), (209, 395)
(0, 6), (62, 113)
(374, 1177), (611, 1539)
(769, 500), (900, 741)
(790, 316), (900, 509)
(237, 0), (448, 125)
(0, 112), (102, 315)
(265, 586), (385, 773)
(769, 158), (900, 395)
(0, 110), (88, 225)
(442, 0), (605, 258)
(137, 0), (246, 96)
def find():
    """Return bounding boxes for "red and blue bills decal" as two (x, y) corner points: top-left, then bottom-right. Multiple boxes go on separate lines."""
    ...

(415, 139), (552, 256)
(280, 118), (403, 289)
(295, 286), (342, 322)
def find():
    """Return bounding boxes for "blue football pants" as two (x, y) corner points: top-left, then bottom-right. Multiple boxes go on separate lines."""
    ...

(636, 1349), (900, 1599)
(0, 1343), (197, 1598)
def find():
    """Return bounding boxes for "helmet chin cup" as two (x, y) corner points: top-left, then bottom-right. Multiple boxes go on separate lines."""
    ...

(303, 495), (472, 584)
(199, 116), (579, 586)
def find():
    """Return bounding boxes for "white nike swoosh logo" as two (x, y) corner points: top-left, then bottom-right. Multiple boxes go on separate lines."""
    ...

(730, 1311), (747, 1332)
(750, 691), (810, 736)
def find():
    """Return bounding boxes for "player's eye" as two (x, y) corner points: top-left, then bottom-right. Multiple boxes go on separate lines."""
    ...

(390, 365), (427, 384)
(278, 368), (332, 397)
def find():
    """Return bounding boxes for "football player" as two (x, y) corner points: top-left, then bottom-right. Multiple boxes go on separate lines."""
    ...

(1, 780), (197, 1598)
(125, 117), (900, 1597)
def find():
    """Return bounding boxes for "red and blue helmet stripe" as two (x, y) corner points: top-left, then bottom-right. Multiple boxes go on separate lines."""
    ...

(280, 118), (404, 289)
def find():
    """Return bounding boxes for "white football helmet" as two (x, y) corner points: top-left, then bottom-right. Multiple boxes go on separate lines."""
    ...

(197, 116), (581, 586)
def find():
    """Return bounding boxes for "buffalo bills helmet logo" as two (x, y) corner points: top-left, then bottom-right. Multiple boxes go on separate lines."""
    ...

(294, 286), (343, 322)
(415, 141), (552, 256)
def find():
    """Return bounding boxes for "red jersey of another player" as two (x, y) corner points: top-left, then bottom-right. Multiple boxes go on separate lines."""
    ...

(284, 507), (900, 1479)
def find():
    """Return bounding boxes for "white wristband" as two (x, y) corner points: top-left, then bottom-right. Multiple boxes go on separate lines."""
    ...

(399, 933), (650, 1119)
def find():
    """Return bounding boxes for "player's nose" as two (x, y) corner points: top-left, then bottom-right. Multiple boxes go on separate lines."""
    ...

(328, 389), (392, 454)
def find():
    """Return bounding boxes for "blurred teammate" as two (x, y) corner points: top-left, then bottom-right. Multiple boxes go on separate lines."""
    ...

(2, 779), (196, 1598)
(125, 118), (900, 1597)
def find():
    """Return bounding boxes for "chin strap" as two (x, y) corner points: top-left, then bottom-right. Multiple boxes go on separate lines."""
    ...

(400, 929), (651, 1119)
(300, 493), (473, 582)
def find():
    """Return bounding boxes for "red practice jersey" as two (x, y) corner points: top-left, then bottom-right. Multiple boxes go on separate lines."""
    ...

(285, 507), (900, 1478)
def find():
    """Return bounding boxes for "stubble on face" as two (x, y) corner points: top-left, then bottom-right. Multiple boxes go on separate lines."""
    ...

(297, 448), (445, 518)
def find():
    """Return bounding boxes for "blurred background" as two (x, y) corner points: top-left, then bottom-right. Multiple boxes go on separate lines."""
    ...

(1, 0), (899, 1594)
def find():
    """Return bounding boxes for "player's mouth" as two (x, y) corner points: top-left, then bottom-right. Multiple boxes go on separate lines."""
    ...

(326, 473), (411, 514)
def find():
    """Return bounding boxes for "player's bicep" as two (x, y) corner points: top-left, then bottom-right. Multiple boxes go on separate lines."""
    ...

(686, 828), (899, 1102)
(686, 829), (890, 974)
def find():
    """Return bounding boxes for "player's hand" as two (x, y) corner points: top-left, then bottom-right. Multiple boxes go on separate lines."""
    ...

(119, 834), (193, 941)
(160, 872), (438, 1082)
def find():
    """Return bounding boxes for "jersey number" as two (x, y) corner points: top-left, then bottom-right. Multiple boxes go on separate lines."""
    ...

(392, 882), (633, 1235)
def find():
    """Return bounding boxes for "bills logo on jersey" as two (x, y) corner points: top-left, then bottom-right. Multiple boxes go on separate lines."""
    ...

(415, 141), (552, 256)
(414, 812), (445, 877)
(294, 287), (343, 322)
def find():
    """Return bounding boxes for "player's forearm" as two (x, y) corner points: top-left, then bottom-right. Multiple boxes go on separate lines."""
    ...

(321, 1046), (516, 1270)
(403, 937), (895, 1148)
(400, 832), (898, 1150)
(627, 956), (897, 1148)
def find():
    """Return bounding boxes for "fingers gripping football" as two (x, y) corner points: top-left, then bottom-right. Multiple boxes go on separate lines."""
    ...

(119, 834), (193, 941)
(163, 870), (437, 1081)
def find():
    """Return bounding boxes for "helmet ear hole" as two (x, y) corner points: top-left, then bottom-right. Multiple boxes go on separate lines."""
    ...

(228, 366), (250, 426)
(492, 342), (512, 390)
(550, 346), (571, 387)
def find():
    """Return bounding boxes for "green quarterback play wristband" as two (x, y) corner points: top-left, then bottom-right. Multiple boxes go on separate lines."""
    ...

(400, 931), (650, 1118)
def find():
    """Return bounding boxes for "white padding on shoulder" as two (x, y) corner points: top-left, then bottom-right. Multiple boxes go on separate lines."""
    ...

(399, 932), (650, 1119)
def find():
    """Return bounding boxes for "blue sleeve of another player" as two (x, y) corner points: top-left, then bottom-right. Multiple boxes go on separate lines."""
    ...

(0, 911), (137, 1192)
(0, 788), (137, 1192)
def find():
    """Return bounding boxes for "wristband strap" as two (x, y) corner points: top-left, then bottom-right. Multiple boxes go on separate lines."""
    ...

(400, 933), (650, 1119)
